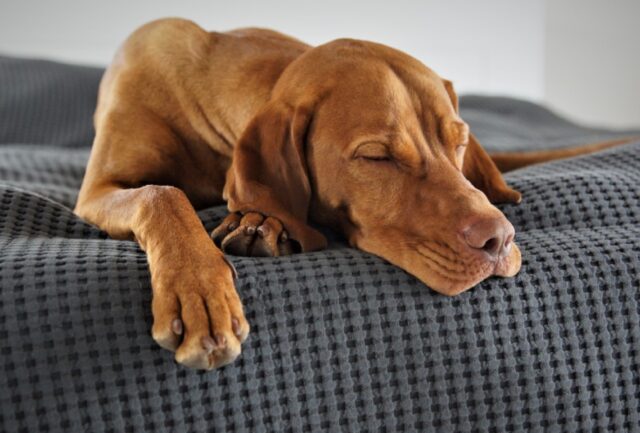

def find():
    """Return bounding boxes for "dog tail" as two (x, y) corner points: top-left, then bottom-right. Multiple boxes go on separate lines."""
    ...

(490, 136), (639, 173)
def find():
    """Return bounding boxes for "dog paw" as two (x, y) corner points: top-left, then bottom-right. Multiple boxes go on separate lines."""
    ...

(150, 251), (250, 370)
(211, 212), (300, 257)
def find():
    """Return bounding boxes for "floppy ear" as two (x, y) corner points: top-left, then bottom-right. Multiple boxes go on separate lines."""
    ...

(463, 133), (522, 204)
(223, 101), (327, 252)
(443, 79), (521, 204)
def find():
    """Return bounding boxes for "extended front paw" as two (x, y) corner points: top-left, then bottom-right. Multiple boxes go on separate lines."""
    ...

(211, 212), (300, 257)
(150, 254), (250, 370)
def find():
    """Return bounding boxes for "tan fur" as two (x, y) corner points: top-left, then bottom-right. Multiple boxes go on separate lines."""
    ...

(75, 18), (634, 370)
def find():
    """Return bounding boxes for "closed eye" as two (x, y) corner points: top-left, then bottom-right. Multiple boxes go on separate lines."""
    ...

(360, 155), (392, 162)
(353, 141), (392, 162)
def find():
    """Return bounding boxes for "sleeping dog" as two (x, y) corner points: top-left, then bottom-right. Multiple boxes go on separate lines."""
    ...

(75, 18), (630, 370)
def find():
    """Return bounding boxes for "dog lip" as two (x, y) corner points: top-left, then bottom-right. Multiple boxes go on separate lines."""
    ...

(492, 244), (522, 277)
(438, 254), (515, 296)
(409, 239), (521, 296)
(368, 239), (519, 296)
(490, 254), (510, 275)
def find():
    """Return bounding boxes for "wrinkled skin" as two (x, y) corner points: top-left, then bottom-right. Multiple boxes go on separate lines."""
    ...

(222, 39), (522, 296)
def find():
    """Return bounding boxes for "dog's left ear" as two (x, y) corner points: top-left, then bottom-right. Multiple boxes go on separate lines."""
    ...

(443, 79), (521, 204)
(223, 101), (327, 252)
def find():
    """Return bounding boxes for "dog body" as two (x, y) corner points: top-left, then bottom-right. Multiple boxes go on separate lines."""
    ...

(76, 20), (308, 369)
(75, 18), (626, 370)
(83, 21), (308, 209)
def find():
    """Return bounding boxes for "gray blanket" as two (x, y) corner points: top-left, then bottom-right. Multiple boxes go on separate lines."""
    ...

(1, 56), (639, 433)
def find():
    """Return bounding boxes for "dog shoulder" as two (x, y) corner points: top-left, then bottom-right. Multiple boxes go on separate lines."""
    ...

(120, 18), (213, 65)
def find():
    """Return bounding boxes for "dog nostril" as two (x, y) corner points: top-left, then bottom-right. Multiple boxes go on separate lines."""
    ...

(463, 216), (514, 259)
(481, 237), (501, 256)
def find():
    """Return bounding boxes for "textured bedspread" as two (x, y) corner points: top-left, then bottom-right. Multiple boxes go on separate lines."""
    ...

(1, 56), (640, 432)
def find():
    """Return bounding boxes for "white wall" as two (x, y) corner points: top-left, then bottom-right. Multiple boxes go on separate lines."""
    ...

(544, 0), (640, 128)
(0, 0), (545, 100)
(1, 0), (638, 128)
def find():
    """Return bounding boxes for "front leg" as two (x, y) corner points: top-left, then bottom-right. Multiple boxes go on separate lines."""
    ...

(75, 184), (250, 370)
(149, 233), (249, 369)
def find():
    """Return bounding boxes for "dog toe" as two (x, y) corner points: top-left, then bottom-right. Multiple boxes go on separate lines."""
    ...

(219, 212), (263, 255)
(251, 217), (283, 256)
(151, 291), (182, 351)
(221, 228), (254, 255)
(216, 212), (300, 257)
(211, 213), (243, 246)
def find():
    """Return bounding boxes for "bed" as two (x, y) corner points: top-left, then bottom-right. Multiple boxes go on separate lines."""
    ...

(1, 55), (639, 432)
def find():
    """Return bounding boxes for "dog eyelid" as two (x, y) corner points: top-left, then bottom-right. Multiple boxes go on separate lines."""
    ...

(361, 155), (391, 161)
(352, 141), (392, 161)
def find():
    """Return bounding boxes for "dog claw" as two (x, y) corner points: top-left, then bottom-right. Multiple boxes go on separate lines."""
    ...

(232, 317), (242, 337)
(172, 318), (183, 335)
(211, 213), (242, 247)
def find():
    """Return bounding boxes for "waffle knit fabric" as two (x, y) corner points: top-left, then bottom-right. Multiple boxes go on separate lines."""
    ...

(1, 56), (640, 432)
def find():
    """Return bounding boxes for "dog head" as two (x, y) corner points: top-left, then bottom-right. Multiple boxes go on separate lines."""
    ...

(225, 39), (522, 296)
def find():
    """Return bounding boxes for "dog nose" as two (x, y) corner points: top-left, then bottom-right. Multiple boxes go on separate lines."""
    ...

(462, 216), (515, 259)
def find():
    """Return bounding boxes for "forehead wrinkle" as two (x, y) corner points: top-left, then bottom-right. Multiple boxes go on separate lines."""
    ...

(385, 56), (459, 157)
(382, 66), (429, 169)
(383, 59), (451, 168)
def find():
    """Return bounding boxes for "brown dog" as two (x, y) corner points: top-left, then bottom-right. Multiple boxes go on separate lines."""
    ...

(75, 18), (631, 370)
